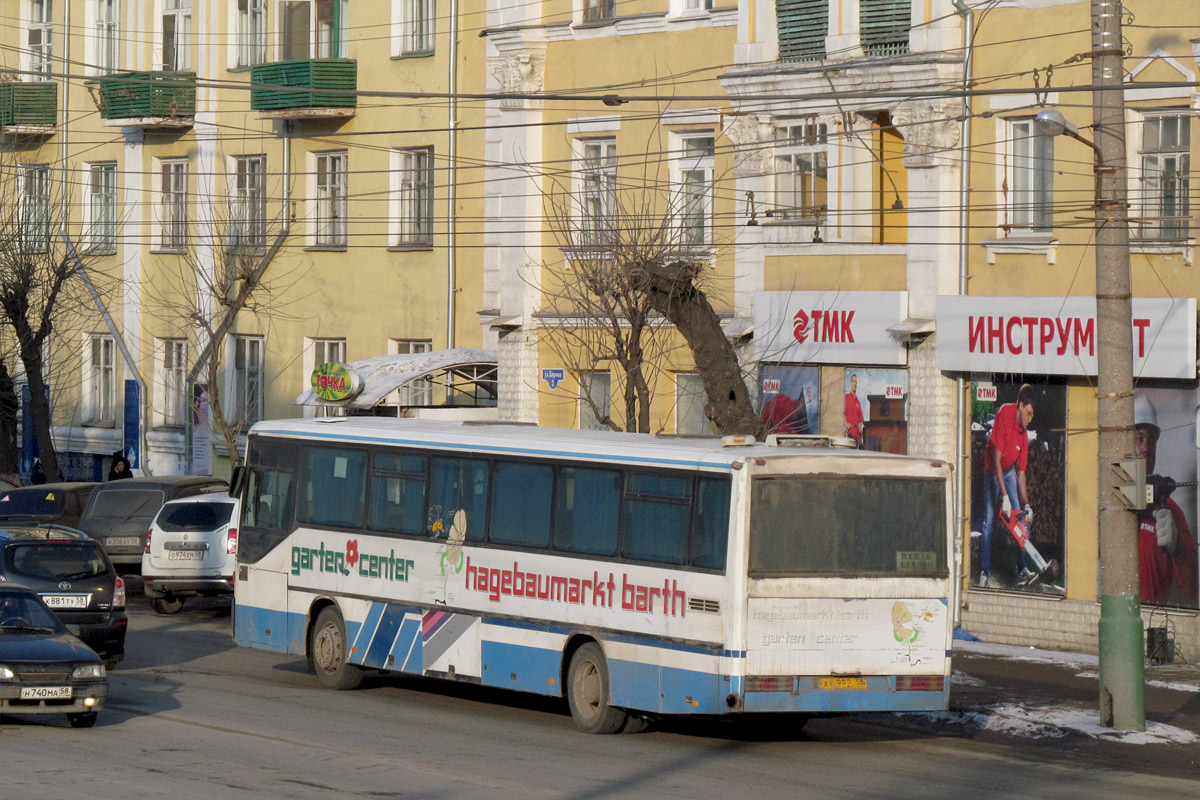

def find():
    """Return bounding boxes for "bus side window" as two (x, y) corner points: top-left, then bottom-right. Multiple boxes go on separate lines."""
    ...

(428, 457), (489, 542)
(553, 467), (619, 556)
(621, 472), (690, 565)
(241, 468), (294, 563)
(368, 453), (427, 536)
(298, 447), (367, 529)
(489, 462), (552, 548)
(692, 478), (730, 570)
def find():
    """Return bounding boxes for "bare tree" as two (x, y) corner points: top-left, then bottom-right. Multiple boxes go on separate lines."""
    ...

(0, 154), (114, 481)
(540, 124), (764, 437)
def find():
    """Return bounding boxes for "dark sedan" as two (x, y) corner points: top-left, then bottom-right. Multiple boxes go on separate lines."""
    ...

(0, 586), (108, 727)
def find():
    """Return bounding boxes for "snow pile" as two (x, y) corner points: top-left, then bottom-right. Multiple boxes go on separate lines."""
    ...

(903, 704), (1199, 745)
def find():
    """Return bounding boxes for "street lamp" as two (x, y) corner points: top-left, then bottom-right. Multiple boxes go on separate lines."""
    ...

(1038, 103), (1145, 731)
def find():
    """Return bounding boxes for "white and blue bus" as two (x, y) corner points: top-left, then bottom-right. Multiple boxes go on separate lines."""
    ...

(231, 418), (953, 733)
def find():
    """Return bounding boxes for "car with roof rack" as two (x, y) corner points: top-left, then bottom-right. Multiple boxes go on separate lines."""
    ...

(0, 525), (126, 669)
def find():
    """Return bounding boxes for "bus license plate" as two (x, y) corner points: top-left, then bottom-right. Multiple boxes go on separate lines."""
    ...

(107, 537), (141, 548)
(41, 594), (89, 609)
(168, 550), (204, 561)
(819, 677), (867, 690)
(20, 686), (72, 700)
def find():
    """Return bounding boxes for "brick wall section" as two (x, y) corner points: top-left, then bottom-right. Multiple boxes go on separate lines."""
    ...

(906, 334), (956, 464)
(962, 589), (1200, 663)
(497, 329), (539, 423)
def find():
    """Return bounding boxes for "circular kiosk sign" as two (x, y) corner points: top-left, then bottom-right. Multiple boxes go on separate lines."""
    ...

(310, 363), (363, 403)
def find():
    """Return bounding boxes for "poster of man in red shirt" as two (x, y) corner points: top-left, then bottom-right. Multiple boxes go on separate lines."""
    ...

(1133, 388), (1199, 609)
(970, 380), (1066, 593)
(843, 369), (908, 454)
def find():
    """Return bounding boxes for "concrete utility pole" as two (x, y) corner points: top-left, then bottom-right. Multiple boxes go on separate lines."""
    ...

(1091, 0), (1144, 731)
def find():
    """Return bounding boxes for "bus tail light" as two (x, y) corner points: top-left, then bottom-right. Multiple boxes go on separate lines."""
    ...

(227, 528), (238, 555)
(896, 676), (944, 692)
(745, 676), (793, 692)
(114, 577), (126, 609)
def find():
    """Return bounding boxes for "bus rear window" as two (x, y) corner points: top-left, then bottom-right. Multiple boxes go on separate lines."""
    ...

(749, 476), (946, 577)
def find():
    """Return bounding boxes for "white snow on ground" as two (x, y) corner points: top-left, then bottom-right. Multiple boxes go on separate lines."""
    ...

(954, 639), (1099, 669)
(901, 704), (1199, 744)
(1074, 670), (1200, 693)
(950, 670), (986, 687)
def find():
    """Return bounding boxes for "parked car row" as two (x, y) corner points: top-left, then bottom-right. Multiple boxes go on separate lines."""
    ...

(0, 474), (237, 728)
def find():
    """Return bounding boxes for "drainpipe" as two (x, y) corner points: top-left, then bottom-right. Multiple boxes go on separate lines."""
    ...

(953, 0), (975, 627)
(183, 123), (291, 471)
(446, 0), (459, 351)
(57, 0), (151, 475)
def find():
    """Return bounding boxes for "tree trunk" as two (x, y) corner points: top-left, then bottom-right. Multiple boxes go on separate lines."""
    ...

(639, 260), (763, 438)
(23, 363), (61, 482)
(0, 362), (19, 474)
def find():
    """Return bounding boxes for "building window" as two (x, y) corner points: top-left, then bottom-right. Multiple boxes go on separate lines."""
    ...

(237, 0), (267, 67)
(1138, 112), (1190, 241)
(158, 338), (187, 428)
(229, 155), (267, 251)
(95, 0), (119, 72)
(675, 373), (711, 435)
(579, 371), (611, 430)
(774, 119), (828, 221)
(580, 139), (616, 246)
(86, 162), (118, 253)
(677, 134), (714, 249)
(162, 0), (192, 71)
(232, 335), (264, 425)
(29, 0), (53, 77)
(19, 165), (51, 254)
(860, 0), (911, 57)
(1008, 119), (1054, 233)
(281, 0), (344, 60)
(391, 148), (433, 247)
(85, 334), (116, 426)
(583, 0), (614, 22)
(391, 339), (432, 406)
(776, 0), (827, 62)
(314, 151), (348, 247)
(397, 0), (434, 55)
(160, 159), (188, 249)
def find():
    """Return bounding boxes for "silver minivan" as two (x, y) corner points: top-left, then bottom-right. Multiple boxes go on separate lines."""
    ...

(142, 494), (241, 614)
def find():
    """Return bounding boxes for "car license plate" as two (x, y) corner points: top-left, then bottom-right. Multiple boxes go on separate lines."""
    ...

(819, 677), (867, 690)
(168, 550), (205, 561)
(41, 594), (90, 610)
(107, 536), (141, 548)
(20, 686), (72, 700)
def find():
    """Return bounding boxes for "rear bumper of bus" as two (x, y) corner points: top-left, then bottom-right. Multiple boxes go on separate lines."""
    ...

(734, 674), (949, 714)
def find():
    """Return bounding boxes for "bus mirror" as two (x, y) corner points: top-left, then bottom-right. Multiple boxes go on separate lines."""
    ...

(229, 466), (246, 499)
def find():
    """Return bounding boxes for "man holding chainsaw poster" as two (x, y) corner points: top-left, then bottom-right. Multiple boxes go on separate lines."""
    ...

(1133, 393), (1199, 608)
(976, 383), (1037, 588)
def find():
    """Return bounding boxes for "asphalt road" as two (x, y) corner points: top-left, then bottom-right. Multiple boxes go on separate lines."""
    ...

(4, 591), (1198, 800)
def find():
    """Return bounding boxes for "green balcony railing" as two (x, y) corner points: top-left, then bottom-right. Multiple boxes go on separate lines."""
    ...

(96, 71), (196, 120)
(250, 59), (357, 112)
(0, 81), (58, 127)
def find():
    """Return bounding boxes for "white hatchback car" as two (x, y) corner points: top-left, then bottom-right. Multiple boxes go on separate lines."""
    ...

(142, 493), (241, 614)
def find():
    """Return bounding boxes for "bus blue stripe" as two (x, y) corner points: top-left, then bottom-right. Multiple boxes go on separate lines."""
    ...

(351, 602), (385, 657)
(252, 427), (727, 471)
(363, 604), (408, 668)
(393, 616), (423, 673)
(481, 616), (738, 658)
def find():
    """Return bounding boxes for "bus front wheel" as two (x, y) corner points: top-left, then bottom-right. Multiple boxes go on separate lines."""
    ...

(566, 643), (630, 734)
(311, 607), (363, 690)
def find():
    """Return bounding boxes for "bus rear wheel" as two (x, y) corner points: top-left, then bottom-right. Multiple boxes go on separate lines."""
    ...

(566, 643), (630, 734)
(311, 606), (363, 690)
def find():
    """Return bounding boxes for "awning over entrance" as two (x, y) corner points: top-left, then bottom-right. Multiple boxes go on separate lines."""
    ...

(291, 348), (498, 410)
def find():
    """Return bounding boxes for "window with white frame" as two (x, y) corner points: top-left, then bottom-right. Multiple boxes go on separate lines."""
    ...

(1007, 118), (1054, 233)
(391, 148), (433, 247)
(19, 165), (51, 254)
(675, 372), (711, 435)
(229, 155), (267, 250)
(1138, 111), (1190, 241)
(282, 0), (344, 60)
(86, 162), (118, 253)
(579, 138), (616, 246)
(677, 134), (714, 249)
(236, 0), (267, 67)
(397, 0), (434, 55)
(95, 0), (119, 72)
(390, 338), (433, 406)
(774, 118), (828, 220)
(583, 0), (614, 22)
(158, 338), (187, 427)
(231, 335), (264, 425)
(314, 151), (348, 247)
(85, 334), (116, 426)
(162, 0), (192, 71)
(29, 0), (53, 77)
(160, 159), (188, 249)
(578, 371), (611, 430)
